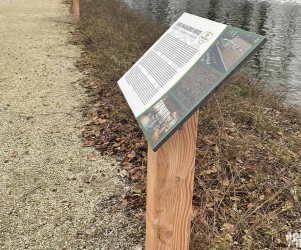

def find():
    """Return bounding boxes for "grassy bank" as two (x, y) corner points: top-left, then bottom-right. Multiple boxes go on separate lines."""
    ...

(74, 0), (301, 248)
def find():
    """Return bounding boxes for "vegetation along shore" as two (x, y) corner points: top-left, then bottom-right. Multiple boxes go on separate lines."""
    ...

(73, 0), (301, 248)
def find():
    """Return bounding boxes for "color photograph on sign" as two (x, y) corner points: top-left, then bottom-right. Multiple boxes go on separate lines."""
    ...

(118, 13), (266, 151)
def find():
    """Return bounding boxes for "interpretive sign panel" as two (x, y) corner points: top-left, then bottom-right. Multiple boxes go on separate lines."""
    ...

(118, 13), (266, 151)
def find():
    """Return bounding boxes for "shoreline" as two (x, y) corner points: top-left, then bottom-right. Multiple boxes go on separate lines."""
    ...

(120, 0), (301, 106)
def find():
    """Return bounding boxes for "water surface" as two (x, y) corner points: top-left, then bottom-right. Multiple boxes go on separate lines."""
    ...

(123, 0), (301, 103)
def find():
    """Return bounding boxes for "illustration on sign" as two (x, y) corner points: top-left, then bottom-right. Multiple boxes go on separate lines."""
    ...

(118, 13), (267, 151)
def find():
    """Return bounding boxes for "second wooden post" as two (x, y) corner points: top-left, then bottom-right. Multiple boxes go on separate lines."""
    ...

(146, 111), (199, 249)
(73, 0), (80, 21)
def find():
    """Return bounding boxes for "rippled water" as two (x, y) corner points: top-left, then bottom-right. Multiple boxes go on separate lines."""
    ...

(123, 0), (301, 103)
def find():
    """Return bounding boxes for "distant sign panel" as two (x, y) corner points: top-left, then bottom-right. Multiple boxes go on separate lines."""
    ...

(118, 13), (266, 151)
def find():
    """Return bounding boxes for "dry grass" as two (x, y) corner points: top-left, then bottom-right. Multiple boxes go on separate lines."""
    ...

(192, 75), (301, 249)
(73, 0), (301, 248)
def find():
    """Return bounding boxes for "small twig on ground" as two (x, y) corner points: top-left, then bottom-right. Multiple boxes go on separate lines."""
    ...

(34, 111), (82, 121)
(8, 184), (43, 215)
(214, 94), (225, 127)
(4, 110), (83, 121)
(25, 111), (82, 121)
(236, 177), (300, 226)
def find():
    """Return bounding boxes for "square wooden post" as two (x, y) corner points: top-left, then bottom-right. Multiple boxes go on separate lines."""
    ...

(73, 0), (80, 21)
(146, 111), (199, 249)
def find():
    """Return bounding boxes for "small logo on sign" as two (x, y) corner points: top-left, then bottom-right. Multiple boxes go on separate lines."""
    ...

(199, 31), (213, 44)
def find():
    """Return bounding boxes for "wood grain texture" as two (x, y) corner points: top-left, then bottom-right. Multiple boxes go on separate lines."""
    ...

(73, 0), (80, 21)
(146, 111), (199, 250)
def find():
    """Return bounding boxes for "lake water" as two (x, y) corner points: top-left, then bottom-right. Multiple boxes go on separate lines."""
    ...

(122, 0), (301, 103)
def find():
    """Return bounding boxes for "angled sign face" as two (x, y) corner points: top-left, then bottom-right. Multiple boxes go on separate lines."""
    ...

(118, 13), (267, 151)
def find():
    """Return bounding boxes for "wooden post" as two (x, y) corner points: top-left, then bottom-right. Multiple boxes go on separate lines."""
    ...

(146, 111), (199, 249)
(73, 0), (80, 21)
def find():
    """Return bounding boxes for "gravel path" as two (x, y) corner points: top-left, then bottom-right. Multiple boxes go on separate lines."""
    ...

(0, 1), (142, 249)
